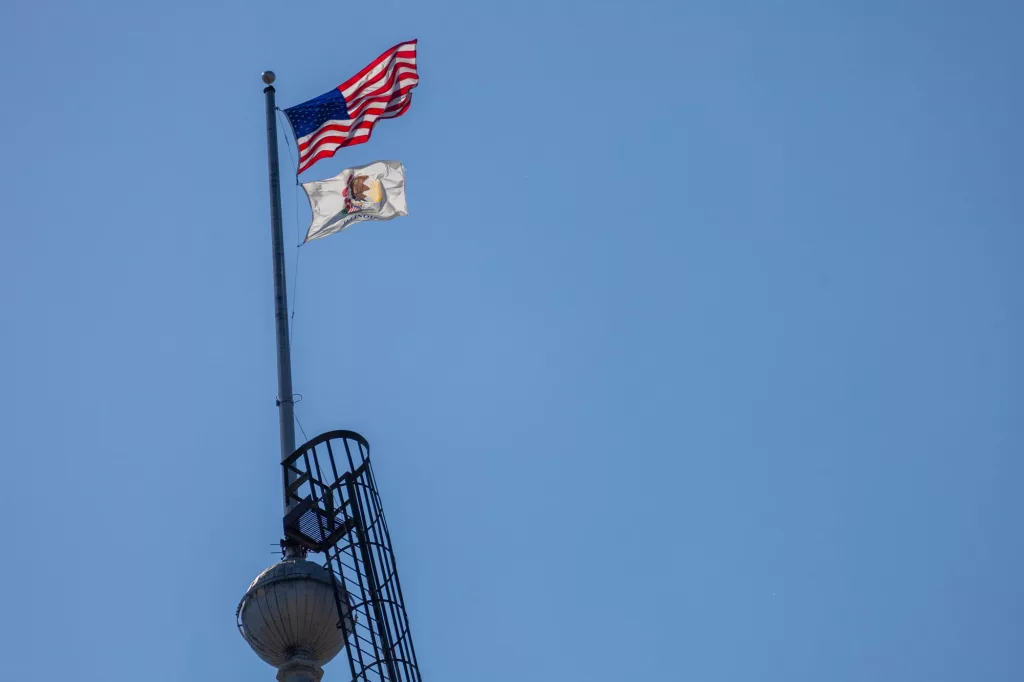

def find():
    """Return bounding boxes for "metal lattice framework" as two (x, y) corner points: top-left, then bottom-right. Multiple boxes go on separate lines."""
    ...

(282, 430), (422, 682)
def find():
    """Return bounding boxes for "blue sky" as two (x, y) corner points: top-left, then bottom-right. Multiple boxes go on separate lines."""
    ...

(2, 1), (1022, 680)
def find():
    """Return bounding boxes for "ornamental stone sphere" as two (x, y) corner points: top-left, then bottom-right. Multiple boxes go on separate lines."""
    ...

(237, 558), (352, 674)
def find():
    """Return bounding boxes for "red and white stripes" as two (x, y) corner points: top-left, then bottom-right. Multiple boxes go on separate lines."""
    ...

(295, 41), (418, 173)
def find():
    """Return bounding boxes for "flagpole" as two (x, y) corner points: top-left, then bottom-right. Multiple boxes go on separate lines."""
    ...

(262, 71), (297, 515)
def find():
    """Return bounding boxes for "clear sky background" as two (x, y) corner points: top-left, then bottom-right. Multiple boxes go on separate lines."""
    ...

(2, 1), (1022, 680)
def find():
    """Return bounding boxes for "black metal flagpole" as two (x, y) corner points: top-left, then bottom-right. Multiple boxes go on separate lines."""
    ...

(261, 71), (297, 515)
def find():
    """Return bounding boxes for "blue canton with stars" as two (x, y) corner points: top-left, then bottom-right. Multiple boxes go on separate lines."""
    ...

(284, 89), (350, 138)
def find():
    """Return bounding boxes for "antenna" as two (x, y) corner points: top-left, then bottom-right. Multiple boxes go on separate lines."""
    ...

(260, 69), (298, 516)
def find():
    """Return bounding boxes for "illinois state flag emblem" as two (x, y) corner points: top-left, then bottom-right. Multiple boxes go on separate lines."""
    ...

(301, 161), (408, 243)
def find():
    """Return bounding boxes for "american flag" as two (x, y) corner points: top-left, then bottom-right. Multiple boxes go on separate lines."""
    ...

(284, 40), (419, 174)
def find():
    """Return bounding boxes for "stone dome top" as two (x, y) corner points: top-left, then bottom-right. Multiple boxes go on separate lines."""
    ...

(245, 557), (335, 592)
(237, 558), (351, 668)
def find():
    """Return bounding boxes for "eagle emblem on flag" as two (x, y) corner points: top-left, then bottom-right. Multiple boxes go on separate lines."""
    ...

(345, 175), (386, 215)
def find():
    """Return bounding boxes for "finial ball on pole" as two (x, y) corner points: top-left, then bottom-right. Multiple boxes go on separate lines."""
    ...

(262, 71), (276, 85)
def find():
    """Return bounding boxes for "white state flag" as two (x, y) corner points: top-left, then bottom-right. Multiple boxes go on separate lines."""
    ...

(301, 160), (408, 243)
